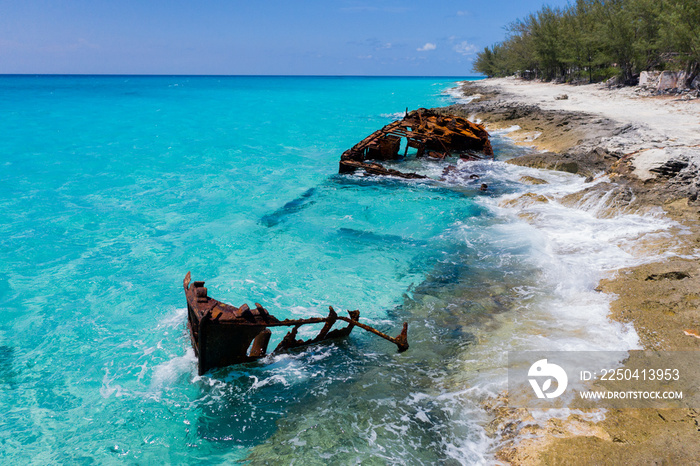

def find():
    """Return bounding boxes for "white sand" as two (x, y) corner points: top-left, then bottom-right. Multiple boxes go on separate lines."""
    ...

(469, 77), (700, 181)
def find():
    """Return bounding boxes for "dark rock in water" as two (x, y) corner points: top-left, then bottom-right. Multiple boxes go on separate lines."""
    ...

(0, 346), (16, 388)
(260, 188), (317, 227)
(519, 176), (548, 185)
(337, 228), (425, 247)
(441, 164), (458, 178)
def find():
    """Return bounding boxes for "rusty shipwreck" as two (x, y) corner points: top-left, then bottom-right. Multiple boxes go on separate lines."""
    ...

(184, 272), (408, 375)
(339, 108), (493, 179)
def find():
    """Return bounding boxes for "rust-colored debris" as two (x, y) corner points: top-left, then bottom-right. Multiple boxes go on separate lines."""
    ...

(184, 272), (409, 374)
(339, 108), (493, 178)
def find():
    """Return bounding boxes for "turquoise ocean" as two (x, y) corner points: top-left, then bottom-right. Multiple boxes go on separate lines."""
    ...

(0, 76), (675, 464)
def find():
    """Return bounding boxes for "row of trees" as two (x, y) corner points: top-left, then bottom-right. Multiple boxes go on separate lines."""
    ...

(474, 0), (699, 86)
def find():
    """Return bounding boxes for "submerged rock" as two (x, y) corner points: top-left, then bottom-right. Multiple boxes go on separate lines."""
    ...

(506, 152), (580, 174)
(499, 192), (550, 208)
(519, 175), (548, 185)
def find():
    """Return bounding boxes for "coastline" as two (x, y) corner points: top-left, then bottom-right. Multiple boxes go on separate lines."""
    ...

(451, 78), (700, 464)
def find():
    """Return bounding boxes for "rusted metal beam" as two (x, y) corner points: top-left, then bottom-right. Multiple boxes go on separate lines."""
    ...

(184, 272), (409, 374)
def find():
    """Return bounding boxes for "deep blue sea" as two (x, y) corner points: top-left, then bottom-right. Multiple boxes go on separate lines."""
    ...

(0, 76), (673, 464)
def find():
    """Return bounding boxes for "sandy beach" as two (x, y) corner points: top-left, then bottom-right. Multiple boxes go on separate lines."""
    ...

(467, 77), (700, 144)
(452, 77), (700, 464)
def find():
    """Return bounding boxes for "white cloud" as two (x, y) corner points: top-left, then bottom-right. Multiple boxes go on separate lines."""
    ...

(454, 41), (477, 56)
(456, 10), (470, 16)
(417, 43), (436, 52)
(349, 38), (394, 50)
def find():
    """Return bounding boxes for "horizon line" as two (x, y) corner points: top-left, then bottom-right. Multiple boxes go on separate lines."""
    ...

(0, 73), (485, 79)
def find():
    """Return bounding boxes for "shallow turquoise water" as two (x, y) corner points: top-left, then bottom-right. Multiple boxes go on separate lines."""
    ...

(0, 75), (497, 463)
(0, 76), (662, 464)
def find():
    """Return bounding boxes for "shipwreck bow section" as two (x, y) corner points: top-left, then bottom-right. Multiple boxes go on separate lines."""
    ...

(339, 108), (493, 179)
(184, 272), (408, 375)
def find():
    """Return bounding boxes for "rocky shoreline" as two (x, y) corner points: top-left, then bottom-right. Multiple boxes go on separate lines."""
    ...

(451, 78), (700, 464)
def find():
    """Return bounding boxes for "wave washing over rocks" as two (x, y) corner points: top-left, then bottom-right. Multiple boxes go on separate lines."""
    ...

(448, 78), (700, 464)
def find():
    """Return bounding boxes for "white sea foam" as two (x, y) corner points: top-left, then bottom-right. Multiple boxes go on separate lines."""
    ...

(380, 112), (406, 120)
(400, 388), (496, 465)
(100, 368), (126, 399)
(444, 83), (479, 104)
(471, 161), (677, 352)
(156, 306), (187, 330)
(149, 347), (197, 395)
(491, 125), (522, 134)
(442, 158), (680, 458)
(524, 131), (542, 142)
(249, 374), (291, 390)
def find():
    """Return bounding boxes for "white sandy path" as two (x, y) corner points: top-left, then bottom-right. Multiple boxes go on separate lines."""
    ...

(470, 77), (700, 180)
(473, 77), (700, 144)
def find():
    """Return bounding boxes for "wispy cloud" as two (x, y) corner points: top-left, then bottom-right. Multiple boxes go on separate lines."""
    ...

(416, 43), (436, 52)
(456, 10), (471, 16)
(348, 38), (394, 50)
(454, 41), (477, 56)
(341, 5), (410, 13)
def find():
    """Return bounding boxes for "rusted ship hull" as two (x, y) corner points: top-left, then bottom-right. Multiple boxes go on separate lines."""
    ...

(184, 272), (408, 375)
(339, 108), (493, 178)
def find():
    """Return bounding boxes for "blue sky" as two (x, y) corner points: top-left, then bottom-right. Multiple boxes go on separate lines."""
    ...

(0, 0), (570, 76)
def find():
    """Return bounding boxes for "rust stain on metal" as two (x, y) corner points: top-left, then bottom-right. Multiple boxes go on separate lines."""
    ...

(339, 108), (493, 178)
(184, 272), (409, 374)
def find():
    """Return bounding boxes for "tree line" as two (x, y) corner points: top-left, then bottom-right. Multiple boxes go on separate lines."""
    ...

(474, 0), (699, 87)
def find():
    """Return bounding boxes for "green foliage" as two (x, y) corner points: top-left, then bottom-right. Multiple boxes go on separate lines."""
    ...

(474, 0), (699, 85)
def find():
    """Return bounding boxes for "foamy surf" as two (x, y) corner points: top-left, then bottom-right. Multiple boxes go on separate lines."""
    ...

(457, 159), (676, 353)
(433, 155), (681, 458)
(444, 82), (480, 104)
